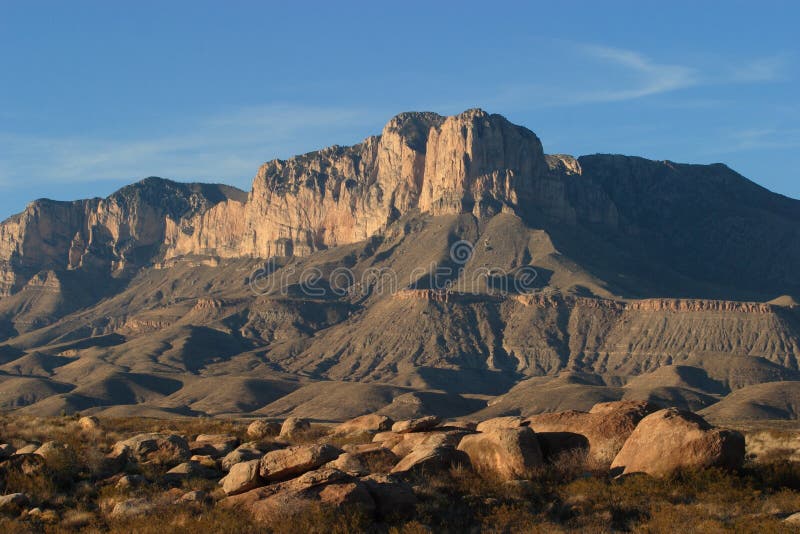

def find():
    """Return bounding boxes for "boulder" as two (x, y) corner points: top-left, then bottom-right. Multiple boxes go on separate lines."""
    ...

(446, 420), (478, 431)
(475, 416), (526, 432)
(259, 444), (341, 482)
(78, 416), (101, 431)
(221, 443), (268, 471)
(457, 427), (543, 480)
(342, 443), (399, 473)
(391, 416), (441, 434)
(222, 467), (374, 522)
(527, 400), (656, 463)
(190, 434), (239, 458)
(163, 461), (220, 483)
(390, 430), (468, 458)
(14, 444), (40, 455)
(372, 431), (405, 450)
(610, 408), (746, 476)
(390, 441), (470, 475)
(220, 459), (264, 495)
(325, 452), (369, 476)
(333, 414), (394, 435)
(109, 498), (155, 519)
(279, 417), (311, 439)
(112, 433), (191, 465)
(247, 420), (281, 440)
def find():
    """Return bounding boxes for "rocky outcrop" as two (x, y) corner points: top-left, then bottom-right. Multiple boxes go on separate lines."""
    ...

(247, 420), (281, 440)
(457, 427), (543, 480)
(527, 400), (656, 464)
(111, 433), (191, 465)
(220, 459), (263, 495)
(333, 414), (394, 435)
(610, 408), (745, 476)
(279, 417), (310, 439)
(258, 444), (341, 482)
(162, 109), (619, 262)
(0, 179), (243, 296)
(391, 416), (441, 434)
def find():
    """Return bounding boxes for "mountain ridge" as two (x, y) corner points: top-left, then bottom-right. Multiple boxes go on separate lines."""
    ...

(0, 108), (799, 421)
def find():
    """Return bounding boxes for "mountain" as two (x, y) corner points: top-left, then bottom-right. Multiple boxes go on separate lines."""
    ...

(0, 108), (798, 421)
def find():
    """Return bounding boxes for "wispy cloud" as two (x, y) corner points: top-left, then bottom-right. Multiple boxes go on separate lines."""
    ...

(0, 104), (374, 189)
(480, 43), (789, 111)
(721, 127), (800, 151)
(573, 44), (698, 102)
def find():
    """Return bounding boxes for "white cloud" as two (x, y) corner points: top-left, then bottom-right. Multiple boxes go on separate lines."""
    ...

(482, 43), (789, 111)
(0, 104), (373, 189)
(574, 44), (698, 102)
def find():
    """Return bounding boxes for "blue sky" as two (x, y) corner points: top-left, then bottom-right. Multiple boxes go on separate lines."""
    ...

(1, 1), (798, 219)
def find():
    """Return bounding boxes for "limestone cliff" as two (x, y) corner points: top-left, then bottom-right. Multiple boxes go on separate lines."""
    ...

(0, 179), (244, 295)
(164, 109), (618, 260)
(1, 108), (799, 302)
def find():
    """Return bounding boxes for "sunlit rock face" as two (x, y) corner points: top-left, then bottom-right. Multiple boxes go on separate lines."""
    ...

(164, 108), (614, 261)
(2, 107), (798, 303)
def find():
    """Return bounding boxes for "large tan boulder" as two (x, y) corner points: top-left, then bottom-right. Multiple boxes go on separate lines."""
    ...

(190, 434), (239, 458)
(372, 431), (405, 450)
(279, 417), (311, 439)
(391, 416), (441, 434)
(259, 444), (341, 482)
(220, 459), (264, 495)
(390, 439), (470, 475)
(457, 427), (543, 480)
(390, 430), (468, 458)
(221, 442), (278, 471)
(475, 416), (526, 432)
(14, 444), (40, 455)
(163, 461), (219, 483)
(527, 400), (656, 463)
(221, 467), (374, 522)
(342, 442), (399, 473)
(247, 420), (281, 440)
(333, 414), (394, 435)
(325, 452), (368, 476)
(112, 433), (191, 465)
(610, 408), (745, 476)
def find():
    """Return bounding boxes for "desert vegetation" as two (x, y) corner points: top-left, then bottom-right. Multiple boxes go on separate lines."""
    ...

(0, 403), (798, 533)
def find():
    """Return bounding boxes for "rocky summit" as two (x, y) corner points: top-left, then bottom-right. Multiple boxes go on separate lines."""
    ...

(0, 108), (799, 423)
